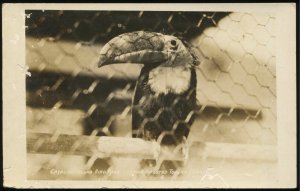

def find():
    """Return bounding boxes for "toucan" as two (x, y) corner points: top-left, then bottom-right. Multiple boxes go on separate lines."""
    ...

(98, 31), (198, 150)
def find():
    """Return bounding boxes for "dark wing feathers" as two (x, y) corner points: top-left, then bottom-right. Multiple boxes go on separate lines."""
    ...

(132, 67), (197, 145)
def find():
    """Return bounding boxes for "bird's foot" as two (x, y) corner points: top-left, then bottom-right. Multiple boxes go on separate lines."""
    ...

(151, 140), (161, 164)
(181, 136), (189, 165)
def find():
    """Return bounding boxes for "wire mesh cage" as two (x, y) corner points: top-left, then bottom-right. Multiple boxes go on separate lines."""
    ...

(25, 10), (277, 183)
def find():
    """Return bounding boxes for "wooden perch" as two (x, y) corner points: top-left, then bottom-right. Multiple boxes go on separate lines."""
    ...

(27, 132), (277, 162)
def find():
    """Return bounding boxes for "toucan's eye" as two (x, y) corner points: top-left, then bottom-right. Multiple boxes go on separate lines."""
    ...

(171, 40), (177, 46)
(170, 39), (178, 51)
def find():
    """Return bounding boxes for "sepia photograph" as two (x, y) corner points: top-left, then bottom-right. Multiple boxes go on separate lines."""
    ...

(2, 3), (297, 188)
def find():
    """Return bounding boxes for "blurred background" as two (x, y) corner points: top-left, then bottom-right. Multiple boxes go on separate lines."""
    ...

(26, 10), (277, 186)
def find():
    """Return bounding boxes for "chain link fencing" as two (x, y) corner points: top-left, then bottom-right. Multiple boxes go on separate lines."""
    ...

(25, 10), (277, 184)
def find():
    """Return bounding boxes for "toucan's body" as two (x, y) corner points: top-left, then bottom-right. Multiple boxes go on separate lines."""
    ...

(98, 31), (198, 146)
(132, 65), (196, 145)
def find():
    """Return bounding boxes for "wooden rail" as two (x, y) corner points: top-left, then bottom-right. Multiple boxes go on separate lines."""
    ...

(27, 132), (277, 162)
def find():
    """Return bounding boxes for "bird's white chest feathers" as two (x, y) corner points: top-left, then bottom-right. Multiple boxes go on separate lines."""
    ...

(148, 66), (191, 94)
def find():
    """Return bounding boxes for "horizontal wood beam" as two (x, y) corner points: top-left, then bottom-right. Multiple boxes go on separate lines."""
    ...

(27, 132), (277, 162)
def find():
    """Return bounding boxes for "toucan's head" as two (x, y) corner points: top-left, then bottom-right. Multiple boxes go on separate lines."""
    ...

(98, 31), (198, 69)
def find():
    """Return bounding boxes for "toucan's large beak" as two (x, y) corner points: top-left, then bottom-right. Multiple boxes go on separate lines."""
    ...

(98, 31), (169, 67)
